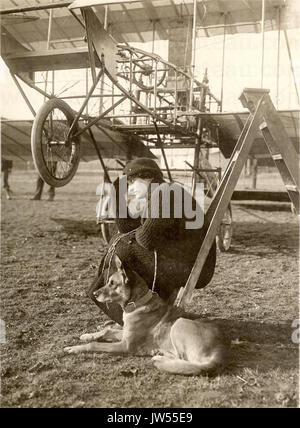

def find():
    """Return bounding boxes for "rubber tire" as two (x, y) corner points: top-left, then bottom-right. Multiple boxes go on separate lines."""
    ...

(217, 204), (233, 252)
(31, 98), (80, 187)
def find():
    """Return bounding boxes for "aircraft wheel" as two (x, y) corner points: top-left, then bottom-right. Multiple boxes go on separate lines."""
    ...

(31, 98), (81, 187)
(217, 204), (233, 252)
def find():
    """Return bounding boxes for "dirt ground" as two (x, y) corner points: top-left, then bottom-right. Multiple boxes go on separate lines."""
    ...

(1, 170), (299, 408)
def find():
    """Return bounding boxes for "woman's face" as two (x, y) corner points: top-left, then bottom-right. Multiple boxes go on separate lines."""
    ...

(127, 177), (151, 200)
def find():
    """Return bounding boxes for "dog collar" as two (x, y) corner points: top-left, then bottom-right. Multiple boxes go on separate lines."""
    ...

(124, 290), (155, 313)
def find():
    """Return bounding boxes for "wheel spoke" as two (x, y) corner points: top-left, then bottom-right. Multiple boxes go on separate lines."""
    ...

(40, 106), (79, 181)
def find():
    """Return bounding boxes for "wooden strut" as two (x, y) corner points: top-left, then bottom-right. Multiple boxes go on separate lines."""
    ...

(9, 72), (36, 117)
(191, 73), (208, 196)
(88, 128), (111, 183)
(260, 0), (266, 88)
(175, 88), (300, 307)
(44, 3), (54, 98)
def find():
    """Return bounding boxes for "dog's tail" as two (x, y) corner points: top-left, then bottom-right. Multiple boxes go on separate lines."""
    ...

(152, 355), (224, 376)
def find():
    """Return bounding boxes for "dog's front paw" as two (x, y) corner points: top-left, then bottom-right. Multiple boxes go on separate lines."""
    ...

(64, 346), (82, 354)
(151, 355), (165, 362)
(80, 333), (94, 342)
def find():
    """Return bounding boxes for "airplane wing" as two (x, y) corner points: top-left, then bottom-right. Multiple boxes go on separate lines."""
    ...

(0, 119), (155, 162)
(1, 0), (300, 74)
(1, 1), (299, 165)
(210, 109), (300, 158)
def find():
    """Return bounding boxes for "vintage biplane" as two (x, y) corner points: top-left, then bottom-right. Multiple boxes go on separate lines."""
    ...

(1, 1), (299, 303)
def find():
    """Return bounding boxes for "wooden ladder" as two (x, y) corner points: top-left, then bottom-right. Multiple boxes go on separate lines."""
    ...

(175, 88), (299, 307)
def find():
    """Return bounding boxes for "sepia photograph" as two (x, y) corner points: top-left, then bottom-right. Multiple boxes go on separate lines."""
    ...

(0, 0), (299, 410)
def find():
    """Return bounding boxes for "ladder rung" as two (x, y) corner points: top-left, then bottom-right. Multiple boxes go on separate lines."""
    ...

(232, 150), (240, 162)
(259, 121), (268, 130)
(286, 184), (298, 192)
(272, 154), (283, 161)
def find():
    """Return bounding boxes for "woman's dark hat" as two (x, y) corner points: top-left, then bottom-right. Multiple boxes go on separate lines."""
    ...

(123, 158), (163, 180)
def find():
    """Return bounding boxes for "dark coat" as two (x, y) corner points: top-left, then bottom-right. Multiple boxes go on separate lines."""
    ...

(90, 179), (216, 302)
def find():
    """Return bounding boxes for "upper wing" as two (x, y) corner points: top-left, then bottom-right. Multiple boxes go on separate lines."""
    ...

(1, 0), (299, 74)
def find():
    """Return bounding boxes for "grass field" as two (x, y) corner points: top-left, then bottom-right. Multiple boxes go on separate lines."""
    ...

(1, 170), (299, 408)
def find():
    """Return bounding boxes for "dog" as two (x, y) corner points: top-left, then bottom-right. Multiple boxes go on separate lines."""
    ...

(64, 255), (230, 376)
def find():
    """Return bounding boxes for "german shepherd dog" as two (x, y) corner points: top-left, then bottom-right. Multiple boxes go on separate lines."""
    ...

(64, 256), (230, 376)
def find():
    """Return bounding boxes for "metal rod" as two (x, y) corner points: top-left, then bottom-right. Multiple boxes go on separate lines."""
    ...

(191, 75), (208, 196)
(45, 4), (54, 100)
(105, 114), (150, 119)
(174, 69), (178, 124)
(61, 94), (123, 99)
(152, 20), (156, 53)
(129, 53), (133, 124)
(191, 119), (202, 196)
(276, 7), (281, 108)
(104, 5), (108, 31)
(153, 121), (173, 182)
(189, 0), (198, 109)
(185, 161), (221, 175)
(112, 83), (115, 119)
(220, 13), (227, 112)
(17, 74), (52, 99)
(82, 9), (97, 84)
(68, 69), (103, 137)
(0, 2), (72, 15)
(260, 0), (266, 88)
(283, 29), (300, 106)
(107, 167), (219, 173)
(69, 8), (86, 29)
(197, 20), (268, 31)
(100, 74), (105, 114)
(73, 96), (127, 139)
(116, 159), (125, 168)
(86, 67), (89, 117)
(88, 129), (111, 183)
(9, 72), (36, 117)
(52, 70), (55, 95)
(154, 60), (158, 114)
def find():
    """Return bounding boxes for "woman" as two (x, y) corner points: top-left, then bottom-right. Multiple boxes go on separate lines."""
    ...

(89, 158), (216, 324)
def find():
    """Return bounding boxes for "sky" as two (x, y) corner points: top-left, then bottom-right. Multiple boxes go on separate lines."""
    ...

(0, 27), (299, 120)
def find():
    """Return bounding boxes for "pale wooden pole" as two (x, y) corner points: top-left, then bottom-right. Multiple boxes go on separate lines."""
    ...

(260, 0), (266, 88)
(189, 0), (197, 110)
(276, 7), (281, 108)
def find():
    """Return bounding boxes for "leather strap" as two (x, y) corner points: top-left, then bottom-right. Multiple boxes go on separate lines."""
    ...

(124, 289), (154, 313)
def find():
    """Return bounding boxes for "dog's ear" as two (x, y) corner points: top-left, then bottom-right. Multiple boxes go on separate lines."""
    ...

(114, 255), (134, 285)
(114, 254), (123, 271)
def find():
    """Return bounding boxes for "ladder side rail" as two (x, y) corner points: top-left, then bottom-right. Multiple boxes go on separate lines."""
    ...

(260, 125), (299, 213)
(175, 96), (267, 307)
(261, 94), (299, 189)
